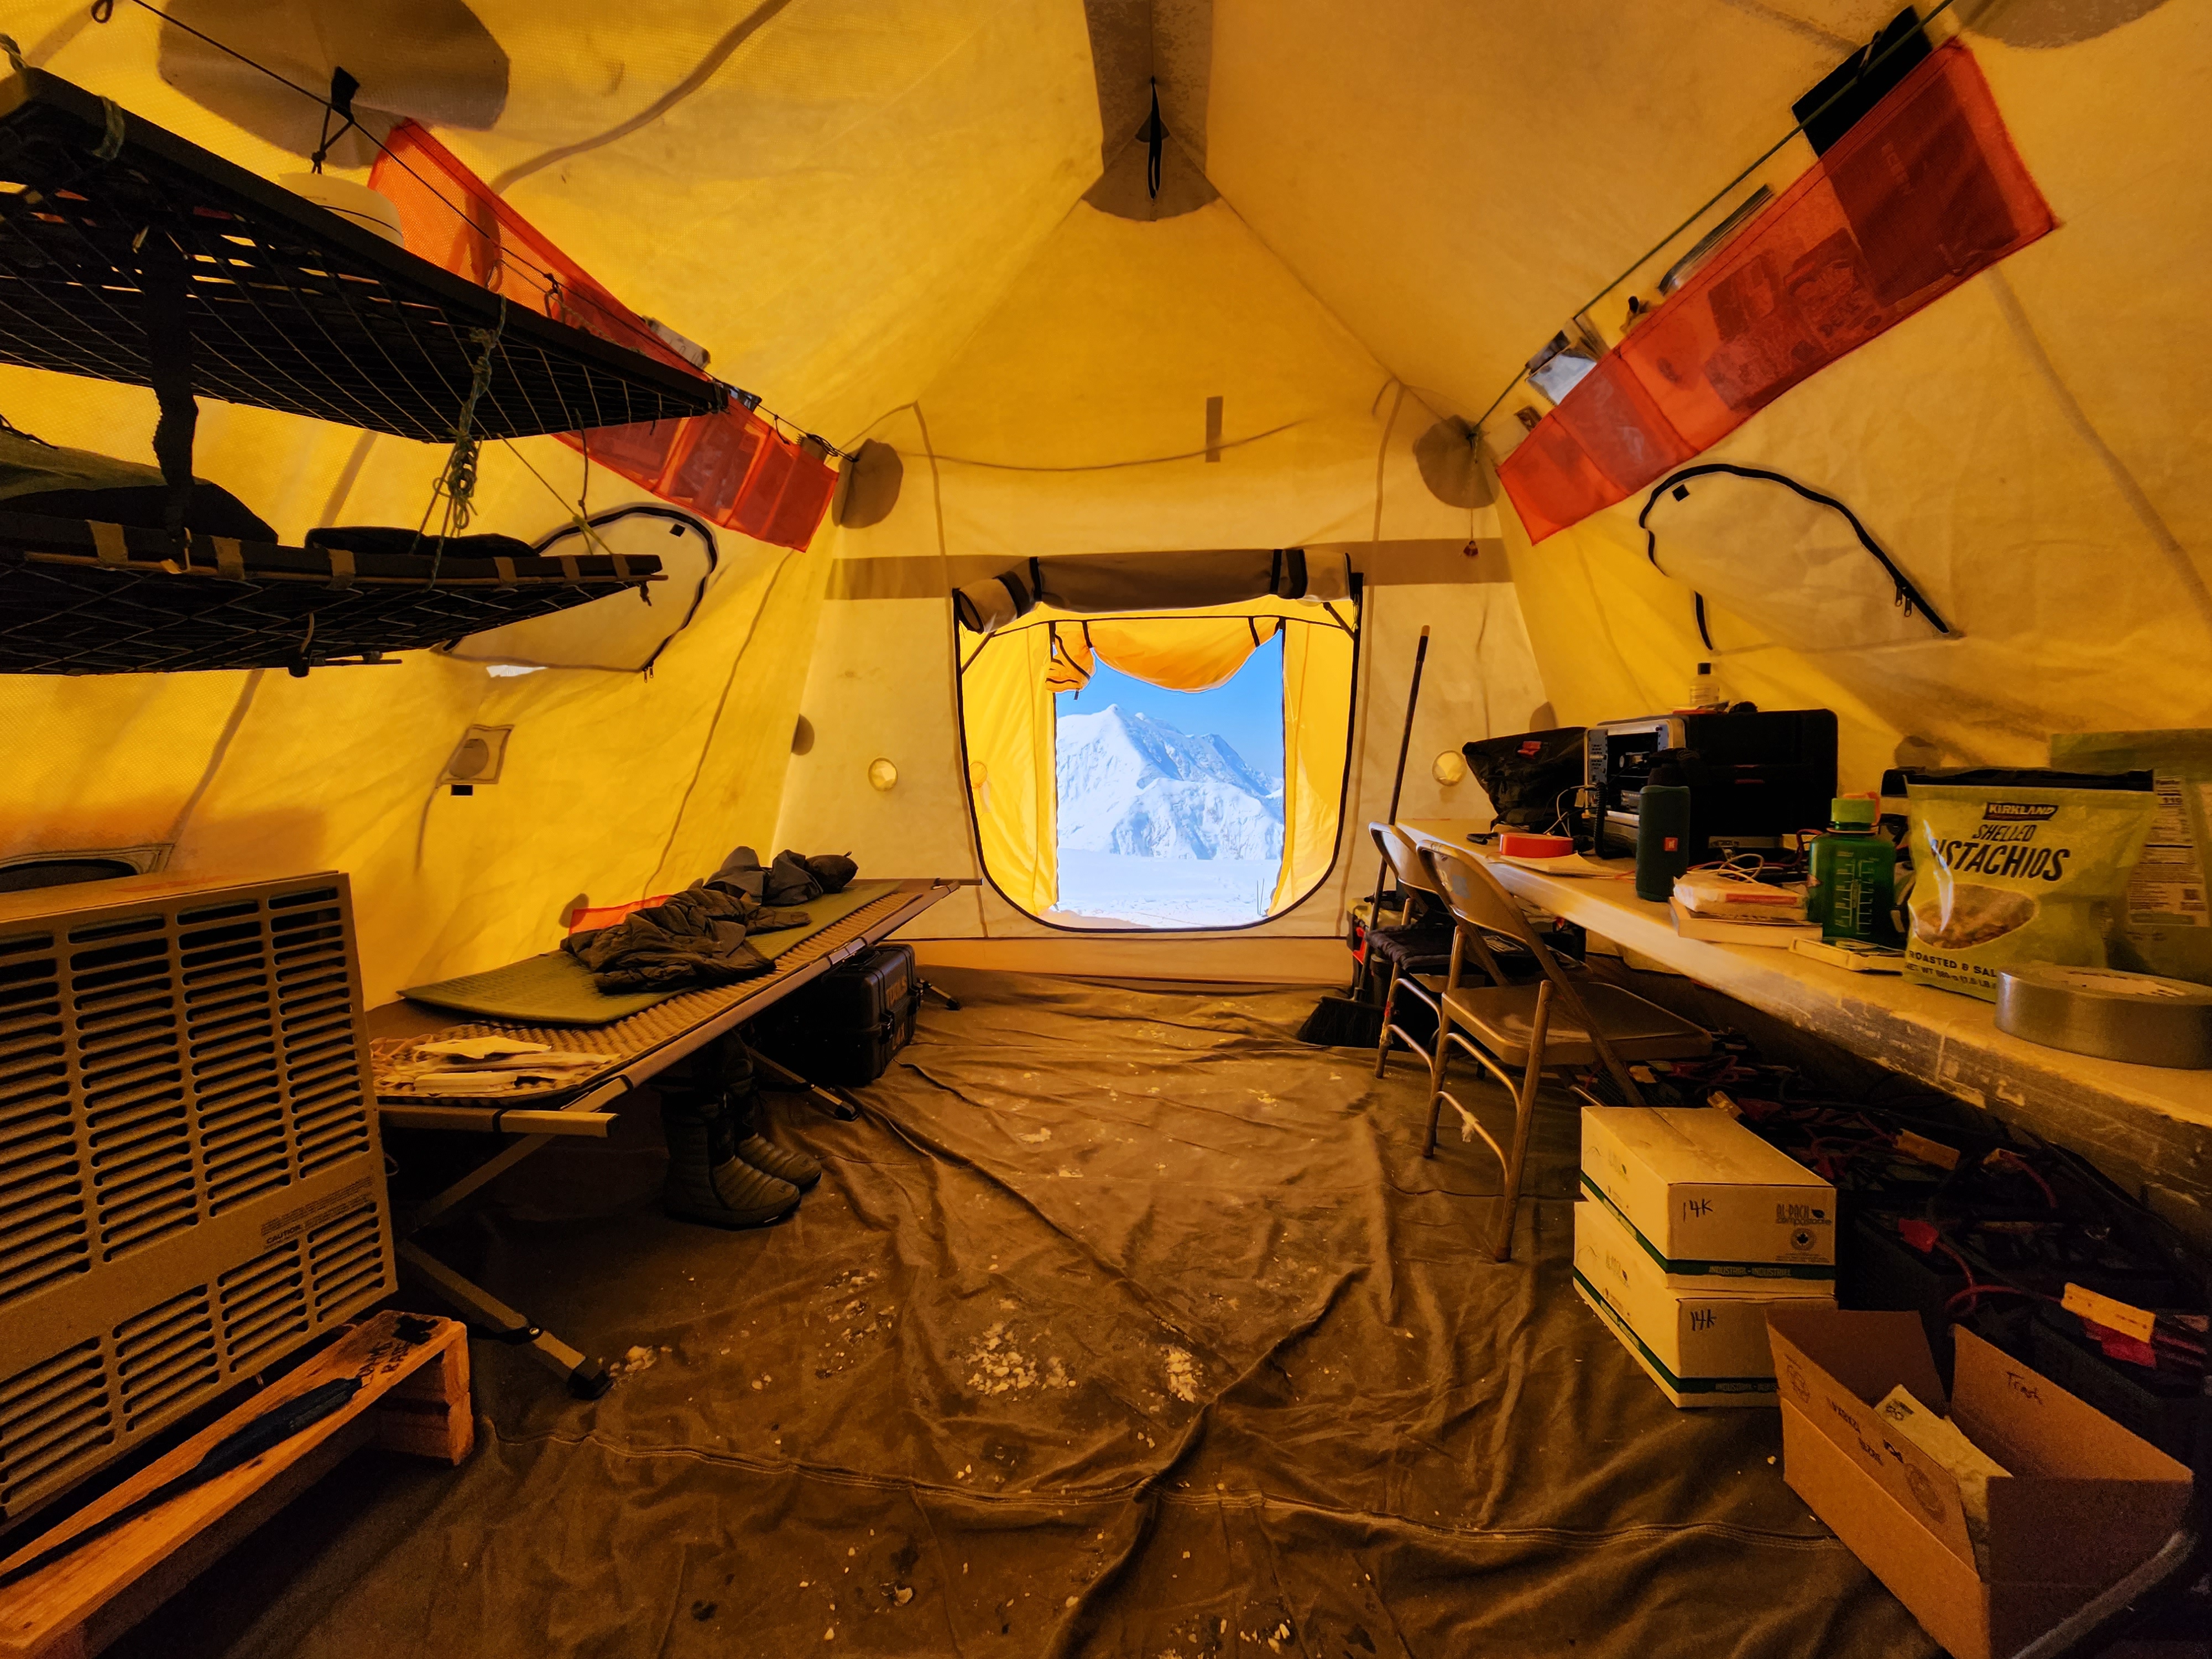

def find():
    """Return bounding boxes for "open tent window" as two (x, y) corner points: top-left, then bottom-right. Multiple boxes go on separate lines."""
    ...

(1056, 639), (1284, 927)
(959, 585), (1358, 932)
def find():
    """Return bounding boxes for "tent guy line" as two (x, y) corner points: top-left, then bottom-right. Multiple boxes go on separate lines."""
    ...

(481, 0), (801, 195)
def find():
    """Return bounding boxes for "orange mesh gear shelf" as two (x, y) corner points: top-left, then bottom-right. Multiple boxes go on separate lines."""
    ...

(1500, 40), (2052, 543)
(373, 125), (839, 553)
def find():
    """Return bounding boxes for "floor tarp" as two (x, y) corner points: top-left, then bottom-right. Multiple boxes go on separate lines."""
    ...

(137, 969), (1932, 1658)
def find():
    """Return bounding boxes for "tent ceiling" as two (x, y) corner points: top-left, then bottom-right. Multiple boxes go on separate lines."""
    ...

(21, 0), (1109, 444)
(1079, 0), (1215, 219)
(1206, 0), (1911, 422)
(155, 0), (509, 168)
(31, 1), (2184, 446)
(1967, 0), (2174, 48)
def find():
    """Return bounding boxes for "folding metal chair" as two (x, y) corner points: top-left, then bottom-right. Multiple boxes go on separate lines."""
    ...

(1418, 841), (1714, 1262)
(1369, 825), (1504, 1081)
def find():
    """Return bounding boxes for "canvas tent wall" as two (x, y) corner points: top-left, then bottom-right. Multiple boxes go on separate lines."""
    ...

(1199, 0), (2212, 786)
(1, 0), (2208, 998)
(0, 0), (1112, 1006)
(771, 193), (1547, 965)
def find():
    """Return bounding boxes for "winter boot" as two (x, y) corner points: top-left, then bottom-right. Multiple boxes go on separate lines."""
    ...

(659, 1086), (799, 1229)
(733, 1131), (821, 1192)
(708, 1039), (824, 1192)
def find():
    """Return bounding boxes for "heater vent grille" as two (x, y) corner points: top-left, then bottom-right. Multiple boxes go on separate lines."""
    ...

(0, 930), (87, 1308)
(0, 873), (390, 1525)
(181, 901), (285, 1215)
(216, 1242), (310, 1375)
(71, 917), (196, 1260)
(272, 893), (369, 1176)
(307, 1201), (385, 1319)
(114, 1285), (218, 1432)
(0, 1340), (113, 1510)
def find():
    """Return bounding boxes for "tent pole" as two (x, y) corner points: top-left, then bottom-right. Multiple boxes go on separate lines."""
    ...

(1359, 625), (1430, 1000)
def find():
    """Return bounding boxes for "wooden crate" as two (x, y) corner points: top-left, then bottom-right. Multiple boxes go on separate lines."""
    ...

(0, 1311), (472, 1659)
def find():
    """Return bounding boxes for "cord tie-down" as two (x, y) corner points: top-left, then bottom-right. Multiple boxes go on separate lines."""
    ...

(419, 304), (507, 585)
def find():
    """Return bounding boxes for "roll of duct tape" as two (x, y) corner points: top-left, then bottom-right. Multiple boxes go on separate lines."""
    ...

(1994, 963), (2212, 1069)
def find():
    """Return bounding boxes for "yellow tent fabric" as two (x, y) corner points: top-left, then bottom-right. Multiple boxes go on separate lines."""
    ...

(958, 619), (1061, 917)
(1274, 607), (1358, 916)
(1043, 624), (1092, 695)
(1085, 611), (1283, 692)
(1040, 609), (1282, 696)
(3, 0), (2204, 980)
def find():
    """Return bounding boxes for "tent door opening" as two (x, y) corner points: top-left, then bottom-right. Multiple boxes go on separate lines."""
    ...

(958, 594), (1359, 933)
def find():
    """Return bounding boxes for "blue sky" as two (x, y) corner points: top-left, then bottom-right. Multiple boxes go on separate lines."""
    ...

(1056, 634), (1285, 779)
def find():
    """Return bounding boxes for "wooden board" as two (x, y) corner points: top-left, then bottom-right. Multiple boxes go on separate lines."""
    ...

(0, 1313), (471, 1659)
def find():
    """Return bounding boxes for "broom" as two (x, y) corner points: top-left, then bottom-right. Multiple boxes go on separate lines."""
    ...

(1298, 625), (1430, 1046)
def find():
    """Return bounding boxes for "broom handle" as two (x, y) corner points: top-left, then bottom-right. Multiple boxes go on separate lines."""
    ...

(1386, 627), (1430, 825)
(1372, 625), (1431, 910)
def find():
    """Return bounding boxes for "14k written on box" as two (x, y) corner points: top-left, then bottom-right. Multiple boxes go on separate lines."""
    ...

(1580, 1106), (1836, 1284)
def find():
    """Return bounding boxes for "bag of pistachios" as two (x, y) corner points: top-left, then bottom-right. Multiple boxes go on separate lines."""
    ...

(1903, 777), (2156, 1001)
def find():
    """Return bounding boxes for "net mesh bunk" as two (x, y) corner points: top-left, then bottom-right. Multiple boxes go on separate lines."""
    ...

(0, 68), (719, 673)
(0, 69), (723, 441)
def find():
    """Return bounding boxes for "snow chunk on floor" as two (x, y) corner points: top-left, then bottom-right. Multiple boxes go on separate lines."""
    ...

(1164, 1347), (1201, 1402)
(966, 1322), (1040, 1394)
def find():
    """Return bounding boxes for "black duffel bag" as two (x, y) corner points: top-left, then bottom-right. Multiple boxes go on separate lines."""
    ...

(1462, 727), (1587, 831)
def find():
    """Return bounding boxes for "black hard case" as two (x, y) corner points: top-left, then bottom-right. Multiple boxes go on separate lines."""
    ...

(749, 945), (920, 1085)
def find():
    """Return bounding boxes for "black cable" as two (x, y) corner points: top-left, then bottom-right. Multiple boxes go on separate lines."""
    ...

(0, 1378), (361, 1590)
(1638, 461), (1954, 635)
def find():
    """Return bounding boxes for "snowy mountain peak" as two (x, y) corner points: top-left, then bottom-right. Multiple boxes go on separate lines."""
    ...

(1060, 705), (1280, 797)
(1057, 706), (1284, 861)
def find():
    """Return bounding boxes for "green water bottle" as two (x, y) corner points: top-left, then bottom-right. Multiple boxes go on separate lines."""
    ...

(1634, 766), (1694, 902)
(1808, 796), (1896, 943)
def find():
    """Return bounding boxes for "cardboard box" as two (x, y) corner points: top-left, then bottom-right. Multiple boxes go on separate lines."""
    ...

(1580, 1106), (1835, 1282)
(1573, 1201), (1830, 1408)
(1767, 1306), (2192, 1659)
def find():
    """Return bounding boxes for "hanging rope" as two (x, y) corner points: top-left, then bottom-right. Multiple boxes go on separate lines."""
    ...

(415, 302), (506, 585)
(495, 437), (643, 598)
(1138, 79), (1166, 200)
(309, 67), (361, 174)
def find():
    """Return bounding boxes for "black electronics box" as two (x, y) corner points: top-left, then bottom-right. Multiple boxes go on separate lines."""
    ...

(1584, 708), (1838, 860)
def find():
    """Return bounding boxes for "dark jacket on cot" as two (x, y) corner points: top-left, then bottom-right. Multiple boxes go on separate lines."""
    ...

(561, 848), (858, 992)
(562, 889), (813, 992)
(709, 846), (858, 907)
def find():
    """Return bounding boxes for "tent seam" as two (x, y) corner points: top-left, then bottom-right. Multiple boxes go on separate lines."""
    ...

(165, 668), (266, 851)
(912, 418), (1306, 474)
(486, 0), (802, 194)
(1981, 266), (2212, 638)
